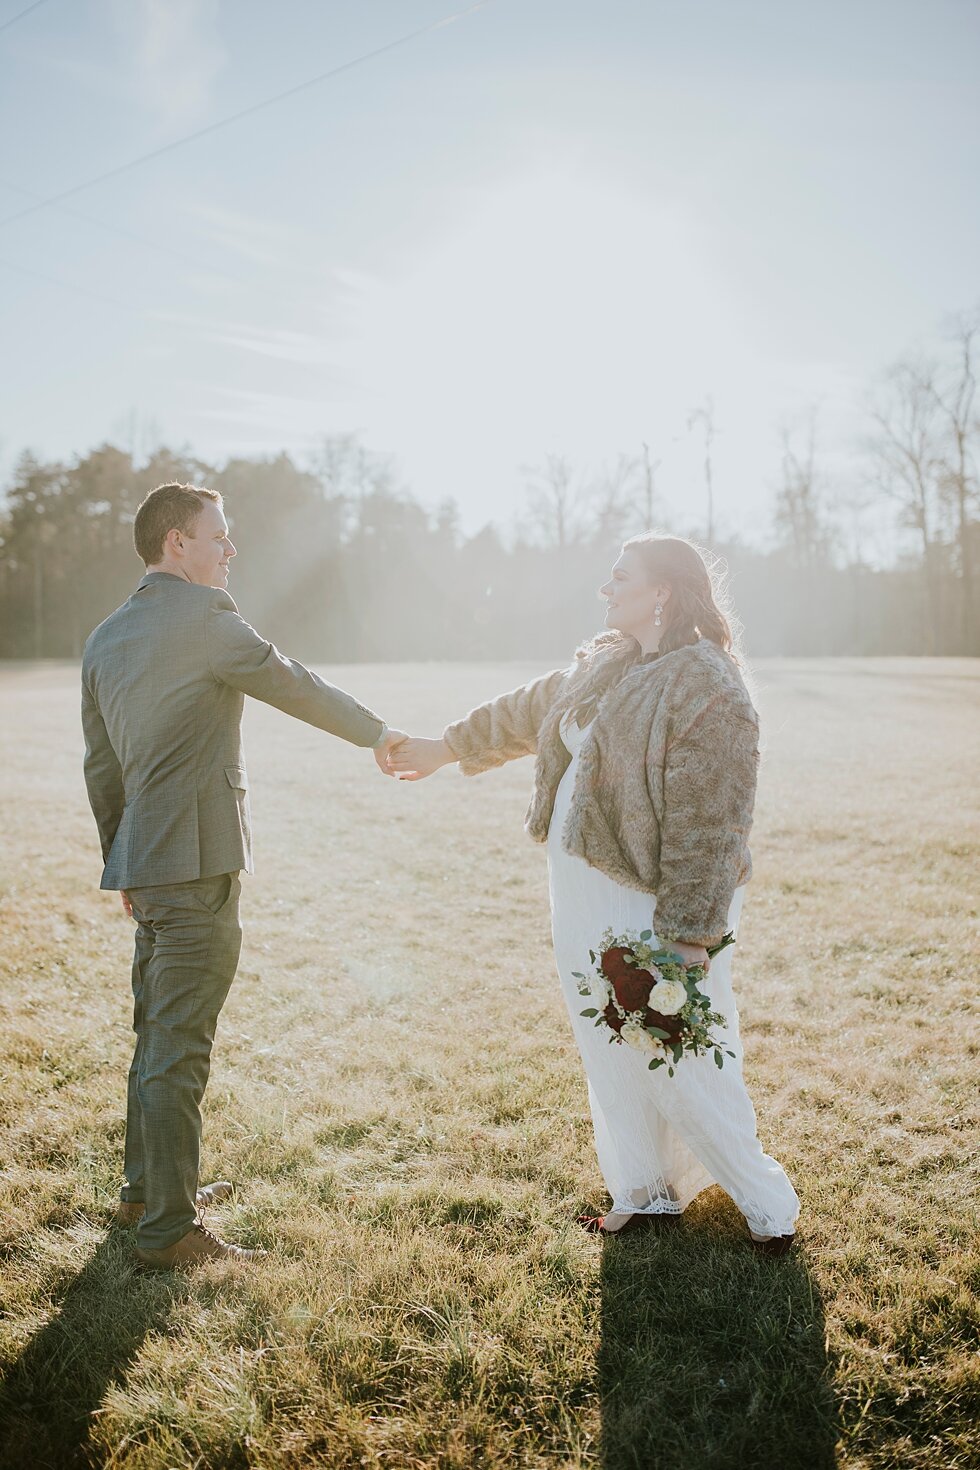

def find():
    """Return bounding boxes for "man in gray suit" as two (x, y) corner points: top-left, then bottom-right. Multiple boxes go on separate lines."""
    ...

(82, 481), (404, 1269)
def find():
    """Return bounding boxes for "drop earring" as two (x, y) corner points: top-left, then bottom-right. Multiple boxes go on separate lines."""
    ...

(654, 601), (663, 627)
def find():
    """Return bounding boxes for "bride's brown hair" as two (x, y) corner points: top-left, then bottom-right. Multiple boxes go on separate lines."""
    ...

(560, 532), (744, 727)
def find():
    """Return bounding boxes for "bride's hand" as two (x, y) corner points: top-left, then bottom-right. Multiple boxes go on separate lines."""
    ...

(668, 940), (711, 972)
(386, 735), (454, 781)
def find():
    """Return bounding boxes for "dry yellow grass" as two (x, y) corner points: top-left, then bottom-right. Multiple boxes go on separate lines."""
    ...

(0, 657), (977, 1469)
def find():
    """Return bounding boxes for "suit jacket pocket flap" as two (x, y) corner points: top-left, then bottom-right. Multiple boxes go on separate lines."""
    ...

(224, 766), (248, 791)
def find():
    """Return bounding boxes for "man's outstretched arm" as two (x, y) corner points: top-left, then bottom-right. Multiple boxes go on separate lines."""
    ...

(205, 590), (404, 762)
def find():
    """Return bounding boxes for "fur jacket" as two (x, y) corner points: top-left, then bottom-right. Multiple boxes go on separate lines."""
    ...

(443, 636), (760, 947)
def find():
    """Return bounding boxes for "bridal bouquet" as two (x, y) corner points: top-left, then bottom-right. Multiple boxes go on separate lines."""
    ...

(574, 929), (737, 1076)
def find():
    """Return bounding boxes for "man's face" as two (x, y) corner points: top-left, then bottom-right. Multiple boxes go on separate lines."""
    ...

(179, 500), (237, 588)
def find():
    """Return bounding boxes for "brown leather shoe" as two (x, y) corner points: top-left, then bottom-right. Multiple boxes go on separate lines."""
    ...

(114, 1180), (235, 1228)
(748, 1232), (796, 1258)
(196, 1179), (235, 1210)
(134, 1223), (266, 1271)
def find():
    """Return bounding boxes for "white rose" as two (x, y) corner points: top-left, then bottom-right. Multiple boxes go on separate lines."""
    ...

(648, 978), (687, 1016)
(621, 1019), (660, 1054)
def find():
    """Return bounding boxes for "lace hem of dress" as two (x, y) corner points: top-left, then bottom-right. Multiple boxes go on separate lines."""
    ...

(606, 1179), (797, 1236)
(607, 1179), (691, 1216)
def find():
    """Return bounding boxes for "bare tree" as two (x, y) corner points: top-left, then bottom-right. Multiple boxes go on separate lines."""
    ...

(311, 432), (396, 539)
(929, 314), (979, 651)
(771, 412), (837, 653)
(868, 358), (945, 653)
(687, 398), (718, 541)
(312, 431), (363, 501)
(640, 441), (662, 530)
(774, 411), (832, 570)
(586, 453), (643, 545)
(521, 453), (583, 551)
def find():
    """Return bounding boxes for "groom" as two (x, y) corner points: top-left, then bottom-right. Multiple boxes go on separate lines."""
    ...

(81, 481), (405, 1269)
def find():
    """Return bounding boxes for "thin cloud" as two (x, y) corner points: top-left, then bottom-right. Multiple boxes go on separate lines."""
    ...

(152, 310), (349, 370)
(184, 202), (313, 271)
(210, 325), (342, 368)
(188, 385), (351, 441)
(110, 0), (225, 131)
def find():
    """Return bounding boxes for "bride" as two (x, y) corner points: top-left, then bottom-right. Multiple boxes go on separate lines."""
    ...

(387, 533), (800, 1251)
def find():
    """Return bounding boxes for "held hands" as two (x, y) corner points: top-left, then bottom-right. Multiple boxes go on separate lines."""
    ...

(384, 735), (454, 781)
(371, 728), (452, 780)
(372, 728), (410, 777)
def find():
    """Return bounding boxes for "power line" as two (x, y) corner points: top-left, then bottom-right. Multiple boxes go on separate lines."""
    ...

(0, 0), (52, 36)
(0, 0), (495, 233)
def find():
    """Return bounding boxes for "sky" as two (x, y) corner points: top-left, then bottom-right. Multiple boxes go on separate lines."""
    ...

(0, 0), (978, 550)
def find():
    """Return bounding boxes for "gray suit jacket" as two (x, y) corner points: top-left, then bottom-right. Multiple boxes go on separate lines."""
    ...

(82, 572), (385, 890)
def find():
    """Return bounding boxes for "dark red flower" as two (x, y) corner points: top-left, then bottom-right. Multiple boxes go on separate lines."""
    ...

(603, 1000), (625, 1034)
(644, 1005), (684, 1042)
(601, 945), (654, 1013)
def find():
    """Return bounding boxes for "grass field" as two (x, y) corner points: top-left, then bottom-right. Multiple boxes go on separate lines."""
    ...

(0, 657), (977, 1470)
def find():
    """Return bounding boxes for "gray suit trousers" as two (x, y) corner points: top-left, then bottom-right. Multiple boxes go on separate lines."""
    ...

(123, 873), (243, 1250)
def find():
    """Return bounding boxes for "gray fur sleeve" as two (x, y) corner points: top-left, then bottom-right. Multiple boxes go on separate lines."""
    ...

(443, 667), (568, 775)
(653, 691), (760, 947)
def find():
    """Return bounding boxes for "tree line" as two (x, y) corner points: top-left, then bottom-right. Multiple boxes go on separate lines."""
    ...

(1, 320), (977, 662)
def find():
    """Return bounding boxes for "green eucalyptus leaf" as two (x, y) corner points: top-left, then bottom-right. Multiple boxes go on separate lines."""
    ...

(580, 1008), (599, 1018)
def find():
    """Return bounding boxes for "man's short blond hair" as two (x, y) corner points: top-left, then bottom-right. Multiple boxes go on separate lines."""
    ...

(134, 482), (223, 566)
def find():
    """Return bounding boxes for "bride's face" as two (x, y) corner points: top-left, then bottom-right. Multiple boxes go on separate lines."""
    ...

(599, 548), (667, 636)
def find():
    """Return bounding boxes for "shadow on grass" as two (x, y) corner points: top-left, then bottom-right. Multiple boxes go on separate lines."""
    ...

(0, 1228), (185, 1470)
(598, 1205), (840, 1470)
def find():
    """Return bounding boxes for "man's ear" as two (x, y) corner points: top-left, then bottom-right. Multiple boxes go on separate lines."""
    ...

(164, 527), (184, 556)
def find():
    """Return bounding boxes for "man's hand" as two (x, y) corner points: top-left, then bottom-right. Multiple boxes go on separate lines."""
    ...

(385, 735), (454, 781)
(373, 728), (410, 776)
(121, 891), (134, 919)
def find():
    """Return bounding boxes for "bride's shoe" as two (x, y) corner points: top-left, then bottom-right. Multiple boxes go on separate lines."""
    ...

(748, 1228), (796, 1257)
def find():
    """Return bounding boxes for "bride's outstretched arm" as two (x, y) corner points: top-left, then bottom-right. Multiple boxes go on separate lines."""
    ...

(446, 668), (569, 773)
(386, 666), (569, 780)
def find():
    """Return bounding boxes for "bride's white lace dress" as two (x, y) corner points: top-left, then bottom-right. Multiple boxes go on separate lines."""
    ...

(548, 713), (800, 1237)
